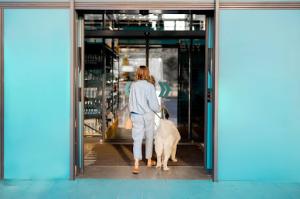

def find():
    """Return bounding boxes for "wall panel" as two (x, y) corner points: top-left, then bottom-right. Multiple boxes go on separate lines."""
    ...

(4, 9), (70, 179)
(218, 10), (300, 181)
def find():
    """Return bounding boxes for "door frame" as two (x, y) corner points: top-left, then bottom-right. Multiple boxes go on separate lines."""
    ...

(213, 0), (220, 182)
(73, 7), (218, 181)
(0, 8), (4, 180)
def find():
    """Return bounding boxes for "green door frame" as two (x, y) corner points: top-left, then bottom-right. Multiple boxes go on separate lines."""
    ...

(74, 9), (216, 181)
(213, 0), (220, 182)
(0, 8), (4, 180)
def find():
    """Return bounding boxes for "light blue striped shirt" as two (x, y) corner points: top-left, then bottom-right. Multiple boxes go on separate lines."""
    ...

(129, 80), (160, 114)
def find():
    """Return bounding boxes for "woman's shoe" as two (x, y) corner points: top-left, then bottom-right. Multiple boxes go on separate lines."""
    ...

(132, 167), (140, 174)
(147, 160), (156, 167)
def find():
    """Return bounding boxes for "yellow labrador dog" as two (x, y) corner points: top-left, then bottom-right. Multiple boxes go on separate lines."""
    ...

(155, 109), (181, 171)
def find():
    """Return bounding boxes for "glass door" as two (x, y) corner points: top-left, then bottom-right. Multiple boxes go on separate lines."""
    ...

(149, 38), (206, 143)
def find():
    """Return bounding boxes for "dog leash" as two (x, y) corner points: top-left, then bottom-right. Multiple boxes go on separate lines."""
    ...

(152, 105), (169, 119)
(153, 111), (162, 119)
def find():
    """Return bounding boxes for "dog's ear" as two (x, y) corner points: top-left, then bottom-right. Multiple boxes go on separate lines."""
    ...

(165, 111), (169, 119)
(162, 107), (169, 119)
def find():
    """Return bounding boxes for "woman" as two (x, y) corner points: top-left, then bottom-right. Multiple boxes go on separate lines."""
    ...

(129, 66), (160, 174)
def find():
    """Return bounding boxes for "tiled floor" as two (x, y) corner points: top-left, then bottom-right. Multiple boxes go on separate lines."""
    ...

(0, 179), (299, 199)
(79, 166), (211, 179)
(84, 142), (204, 166)
(82, 140), (207, 179)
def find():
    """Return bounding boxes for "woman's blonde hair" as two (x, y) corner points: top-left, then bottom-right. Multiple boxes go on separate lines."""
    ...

(135, 65), (150, 81)
(149, 75), (156, 85)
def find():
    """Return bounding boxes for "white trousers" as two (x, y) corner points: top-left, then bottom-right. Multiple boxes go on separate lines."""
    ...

(131, 112), (155, 160)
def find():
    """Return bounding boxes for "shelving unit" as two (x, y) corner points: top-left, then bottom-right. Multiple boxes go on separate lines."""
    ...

(84, 42), (119, 138)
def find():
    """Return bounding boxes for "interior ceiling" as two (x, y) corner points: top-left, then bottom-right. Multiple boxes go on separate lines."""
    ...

(84, 13), (205, 22)
(83, 10), (206, 57)
(84, 11), (206, 30)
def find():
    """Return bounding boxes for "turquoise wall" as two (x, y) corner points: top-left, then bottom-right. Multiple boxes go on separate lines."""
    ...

(219, 10), (300, 182)
(205, 17), (214, 170)
(4, 9), (70, 179)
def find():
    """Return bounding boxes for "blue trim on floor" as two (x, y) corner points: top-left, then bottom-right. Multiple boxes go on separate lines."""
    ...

(0, 180), (299, 199)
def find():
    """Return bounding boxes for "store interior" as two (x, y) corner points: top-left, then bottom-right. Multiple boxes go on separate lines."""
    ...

(77, 10), (212, 179)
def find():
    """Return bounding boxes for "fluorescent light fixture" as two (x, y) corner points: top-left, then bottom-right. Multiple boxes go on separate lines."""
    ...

(121, 65), (135, 72)
(164, 21), (175, 30)
(149, 14), (158, 21)
(162, 14), (187, 20)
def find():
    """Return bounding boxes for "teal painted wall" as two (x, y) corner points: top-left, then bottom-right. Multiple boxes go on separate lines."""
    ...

(205, 17), (214, 170)
(219, 10), (300, 182)
(4, 9), (70, 179)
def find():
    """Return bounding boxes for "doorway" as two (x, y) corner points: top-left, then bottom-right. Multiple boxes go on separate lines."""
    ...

(75, 10), (214, 179)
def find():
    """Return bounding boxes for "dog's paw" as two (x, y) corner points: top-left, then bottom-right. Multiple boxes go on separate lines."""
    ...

(156, 164), (162, 169)
(163, 167), (170, 171)
(171, 158), (178, 162)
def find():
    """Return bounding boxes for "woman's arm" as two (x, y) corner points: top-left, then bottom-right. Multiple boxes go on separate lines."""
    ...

(128, 83), (134, 113)
(147, 84), (160, 113)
